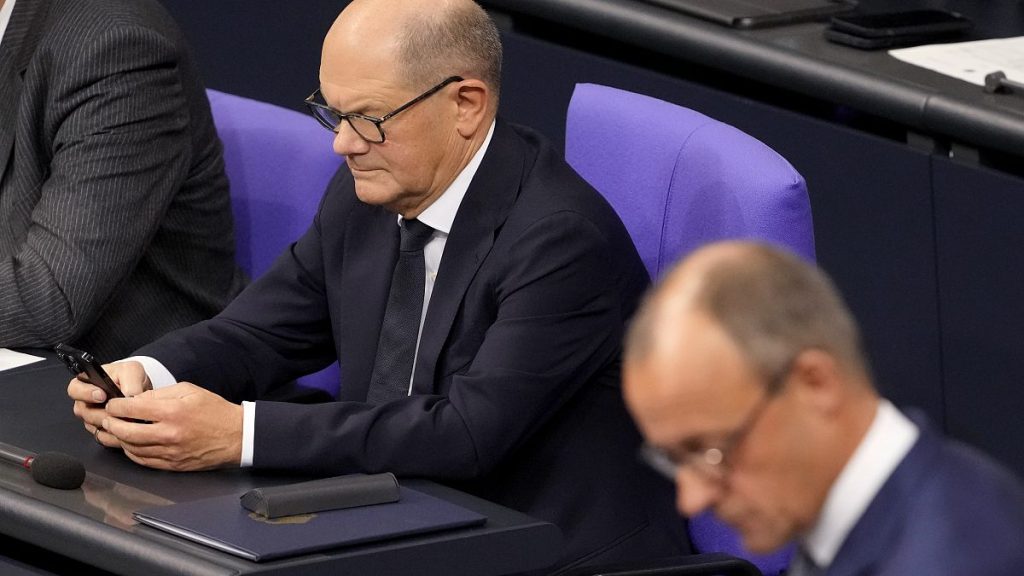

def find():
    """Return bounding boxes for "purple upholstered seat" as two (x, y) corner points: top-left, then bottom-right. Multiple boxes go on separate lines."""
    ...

(207, 89), (343, 395)
(566, 84), (814, 275)
(566, 83), (815, 576)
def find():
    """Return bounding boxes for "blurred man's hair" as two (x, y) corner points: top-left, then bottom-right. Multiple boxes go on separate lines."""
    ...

(627, 242), (871, 385)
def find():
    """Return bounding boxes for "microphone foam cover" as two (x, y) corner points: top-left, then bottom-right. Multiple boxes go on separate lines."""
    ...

(31, 451), (86, 490)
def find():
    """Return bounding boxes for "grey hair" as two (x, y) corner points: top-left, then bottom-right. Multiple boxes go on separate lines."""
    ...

(626, 242), (870, 385)
(395, 1), (502, 101)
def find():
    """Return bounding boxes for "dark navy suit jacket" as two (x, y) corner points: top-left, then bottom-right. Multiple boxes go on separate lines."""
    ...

(825, 416), (1024, 576)
(138, 120), (690, 570)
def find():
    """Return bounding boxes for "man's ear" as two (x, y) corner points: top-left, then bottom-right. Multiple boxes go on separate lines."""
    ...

(790, 349), (846, 416)
(452, 79), (490, 137)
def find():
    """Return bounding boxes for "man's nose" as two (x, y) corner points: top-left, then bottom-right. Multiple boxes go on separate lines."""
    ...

(332, 121), (370, 156)
(676, 468), (723, 517)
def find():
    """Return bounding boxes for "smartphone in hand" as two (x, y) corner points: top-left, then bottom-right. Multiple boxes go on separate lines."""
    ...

(56, 343), (124, 403)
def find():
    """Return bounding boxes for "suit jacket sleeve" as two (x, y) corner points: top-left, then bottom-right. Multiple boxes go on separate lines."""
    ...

(133, 174), (343, 397)
(0, 25), (192, 347)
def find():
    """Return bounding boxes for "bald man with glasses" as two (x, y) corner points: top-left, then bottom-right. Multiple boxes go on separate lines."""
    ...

(68, 0), (690, 569)
(624, 241), (1024, 576)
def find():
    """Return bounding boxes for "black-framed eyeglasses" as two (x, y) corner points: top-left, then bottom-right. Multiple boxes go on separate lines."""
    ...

(304, 75), (464, 143)
(640, 357), (795, 484)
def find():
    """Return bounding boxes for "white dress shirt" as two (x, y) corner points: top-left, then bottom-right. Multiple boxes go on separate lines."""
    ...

(799, 399), (920, 571)
(0, 0), (17, 47)
(128, 120), (497, 467)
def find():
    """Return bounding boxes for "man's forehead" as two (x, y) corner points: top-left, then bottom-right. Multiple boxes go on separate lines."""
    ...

(633, 308), (758, 409)
(651, 307), (729, 375)
(322, 31), (399, 74)
(626, 358), (745, 448)
(318, 40), (404, 108)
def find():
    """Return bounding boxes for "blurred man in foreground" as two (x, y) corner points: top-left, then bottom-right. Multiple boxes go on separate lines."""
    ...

(624, 241), (1024, 576)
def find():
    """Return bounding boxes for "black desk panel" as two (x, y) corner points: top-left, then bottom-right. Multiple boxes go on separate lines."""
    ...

(934, 160), (1024, 476)
(0, 358), (561, 576)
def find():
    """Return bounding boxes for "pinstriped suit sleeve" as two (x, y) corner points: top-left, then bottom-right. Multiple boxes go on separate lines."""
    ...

(0, 24), (191, 347)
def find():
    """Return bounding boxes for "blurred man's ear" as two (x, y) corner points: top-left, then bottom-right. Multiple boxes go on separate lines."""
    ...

(791, 349), (847, 415)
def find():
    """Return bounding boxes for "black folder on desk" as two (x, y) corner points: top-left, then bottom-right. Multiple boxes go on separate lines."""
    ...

(134, 486), (486, 562)
(639, 0), (856, 29)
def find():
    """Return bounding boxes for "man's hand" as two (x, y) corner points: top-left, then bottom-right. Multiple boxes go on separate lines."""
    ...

(69, 361), (152, 448)
(101, 383), (243, 471)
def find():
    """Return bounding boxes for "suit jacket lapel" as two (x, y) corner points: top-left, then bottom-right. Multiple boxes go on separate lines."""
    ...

(825, 429), (940, 576)
(411, 120), (526, 393)
(0, 0), (48, 185)
(336, 200), (400, 401)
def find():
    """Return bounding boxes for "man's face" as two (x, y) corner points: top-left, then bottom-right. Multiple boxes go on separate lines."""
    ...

(624, 311), (822, 553)
(318, 33), (462, 217)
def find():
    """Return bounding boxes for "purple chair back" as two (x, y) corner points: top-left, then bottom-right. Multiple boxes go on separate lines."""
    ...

(207, 89), (343, 395)
(207, 89), (342, 278)
(566, 83), (814, 575)
(566, 83), (814, 276)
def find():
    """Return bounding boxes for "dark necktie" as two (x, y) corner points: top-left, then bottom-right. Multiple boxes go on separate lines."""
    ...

(367, 219), (434, 404)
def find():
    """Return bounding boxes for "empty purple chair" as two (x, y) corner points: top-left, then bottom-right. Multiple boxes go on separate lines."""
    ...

(207, 89), (343, 395)
(566, 83), (815, 576)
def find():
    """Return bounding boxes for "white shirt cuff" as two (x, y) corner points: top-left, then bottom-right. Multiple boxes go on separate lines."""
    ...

(123, 356), (177, 390)
(241, 401), (255, 467)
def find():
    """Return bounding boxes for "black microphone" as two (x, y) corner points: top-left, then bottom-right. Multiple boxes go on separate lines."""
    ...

(0, 441), (86, 490)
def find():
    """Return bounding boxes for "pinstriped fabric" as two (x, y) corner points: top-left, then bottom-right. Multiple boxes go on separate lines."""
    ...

(0, 0), (246, 360)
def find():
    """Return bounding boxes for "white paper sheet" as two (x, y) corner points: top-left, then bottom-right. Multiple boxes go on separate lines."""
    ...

(889, 36), (1024, 87)
(0, 348), (45, 372)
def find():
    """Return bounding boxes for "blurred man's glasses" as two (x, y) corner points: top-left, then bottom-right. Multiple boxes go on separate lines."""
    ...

(640, 357), (795, 484)
(304, 76), (464, 143)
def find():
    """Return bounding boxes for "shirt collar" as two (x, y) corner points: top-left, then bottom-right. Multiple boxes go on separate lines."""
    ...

(800, 398), (919, 569)
(402, 120), (496, 234)
(0, 0), (17, 47)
